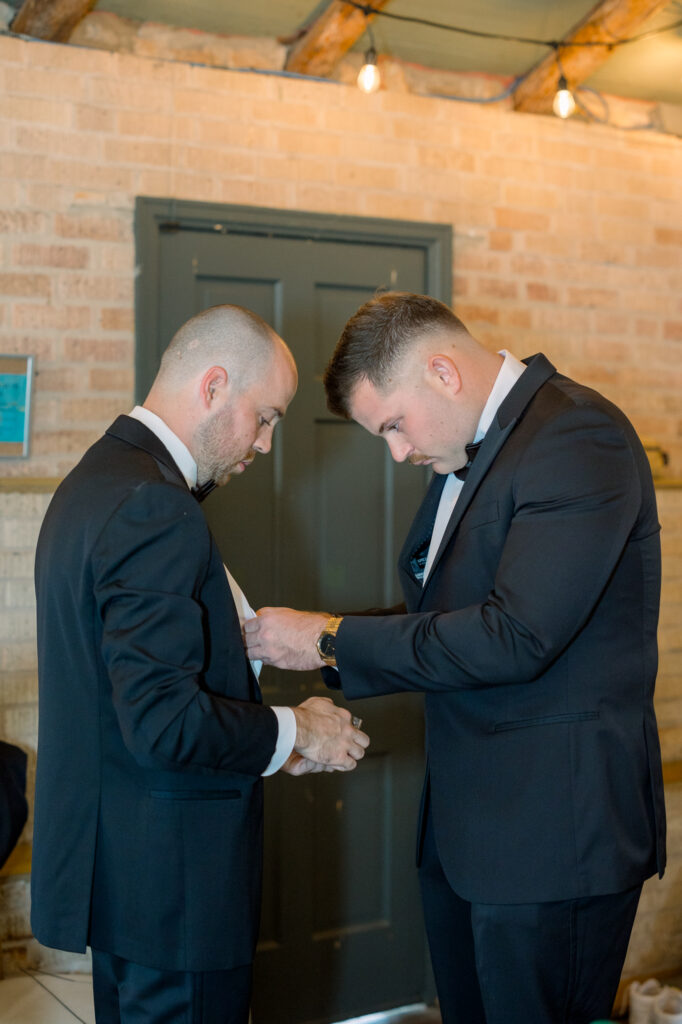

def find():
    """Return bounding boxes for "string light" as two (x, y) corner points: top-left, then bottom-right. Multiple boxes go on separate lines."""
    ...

(342, 1), (682, 51)
(341, 0), (681, 130)
(357, 45), (381, 93)
(356, 17), (381, 94)
(553, 75), (576, 118)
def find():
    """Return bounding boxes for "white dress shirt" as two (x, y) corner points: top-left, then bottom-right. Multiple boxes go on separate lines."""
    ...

(128, 406), (296, 775)
(422, 352), (526, 584)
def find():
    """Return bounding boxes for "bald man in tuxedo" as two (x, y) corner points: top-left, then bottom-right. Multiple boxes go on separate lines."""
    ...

(33, 304), (368, 1024)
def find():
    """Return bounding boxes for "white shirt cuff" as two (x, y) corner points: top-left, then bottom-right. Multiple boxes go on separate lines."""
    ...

(262, 706), (297, 776)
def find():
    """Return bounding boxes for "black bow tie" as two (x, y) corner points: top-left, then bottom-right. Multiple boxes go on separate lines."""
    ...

(454, 440), (483, 482)
(191, 479), (217, 502)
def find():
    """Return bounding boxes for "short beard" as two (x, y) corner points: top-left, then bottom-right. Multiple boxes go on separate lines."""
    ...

(194, 408), (240, 487)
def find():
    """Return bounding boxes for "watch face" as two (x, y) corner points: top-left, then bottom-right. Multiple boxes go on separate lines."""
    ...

(319, 632), (336, 657)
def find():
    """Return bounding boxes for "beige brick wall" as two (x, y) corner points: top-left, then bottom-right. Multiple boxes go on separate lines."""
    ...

(658, 491), (682, 744)
(624, 487), (682, 981)
(624, 780), (682, 981)
(0, 32), (681, 981)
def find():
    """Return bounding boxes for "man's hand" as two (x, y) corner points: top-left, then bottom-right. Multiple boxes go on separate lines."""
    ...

(244, 607), (329, 670)
(292, 696), (369, 771)
(281, 751), (335, 776)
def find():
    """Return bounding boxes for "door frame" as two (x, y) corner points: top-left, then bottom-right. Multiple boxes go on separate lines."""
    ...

(134, 197), (452, 403)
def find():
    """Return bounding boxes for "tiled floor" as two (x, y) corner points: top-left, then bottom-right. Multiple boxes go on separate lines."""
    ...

(0, 971), (95, 1024)
(17, 970), (682, 1023)
(0, 973), (439, 1024)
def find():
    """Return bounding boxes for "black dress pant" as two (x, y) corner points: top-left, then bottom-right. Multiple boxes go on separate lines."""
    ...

(91, 948), (252, 1024)
(418, 807), (642, 1024)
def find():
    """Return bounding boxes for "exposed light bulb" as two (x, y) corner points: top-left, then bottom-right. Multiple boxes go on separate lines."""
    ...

(357, 48), (381, 94)
(553, 75), (576, 119)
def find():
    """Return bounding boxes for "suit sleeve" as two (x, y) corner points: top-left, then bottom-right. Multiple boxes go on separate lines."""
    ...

(321, 602), (406, 691)
(335, 403), (648, 696)
(93, 481), (277, 775)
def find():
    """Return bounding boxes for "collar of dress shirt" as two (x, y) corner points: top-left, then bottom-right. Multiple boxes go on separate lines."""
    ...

(473, 349), (527, 443)
(128, 406), (197, 490)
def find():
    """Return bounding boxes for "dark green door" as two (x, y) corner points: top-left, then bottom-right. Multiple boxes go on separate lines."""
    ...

(136, 201), (452, 1024)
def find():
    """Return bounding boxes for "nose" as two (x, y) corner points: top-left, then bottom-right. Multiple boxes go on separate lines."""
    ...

(385, 434), (413, 463)
(254, 425), (273, 454)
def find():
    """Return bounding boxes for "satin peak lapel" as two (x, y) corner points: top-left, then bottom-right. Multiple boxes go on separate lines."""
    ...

(419, 421), (514, 603)
(105, 415), (187, 490)
(398, 472), (447, 599)
(419, 353), (556, 601)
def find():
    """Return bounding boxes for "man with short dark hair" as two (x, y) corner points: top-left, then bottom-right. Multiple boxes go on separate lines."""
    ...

(246, 291), (666, 1024)
(33, 304), (369, 1024)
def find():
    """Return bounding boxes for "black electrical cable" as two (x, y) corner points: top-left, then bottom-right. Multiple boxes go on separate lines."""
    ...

(342, 0), (682, 52)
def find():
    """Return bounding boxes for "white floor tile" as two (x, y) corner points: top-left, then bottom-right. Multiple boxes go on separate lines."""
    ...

(0, 972), (95, 1024)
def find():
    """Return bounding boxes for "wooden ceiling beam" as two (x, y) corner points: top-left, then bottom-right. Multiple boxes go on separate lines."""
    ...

(11, 0), (97, 43)
(513, 0), (671, 114)
(286, 0), (393, 77)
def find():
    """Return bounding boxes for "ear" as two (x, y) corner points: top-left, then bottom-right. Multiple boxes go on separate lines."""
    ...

(428, 354), (462, 395)
(200, 366), (228, 409)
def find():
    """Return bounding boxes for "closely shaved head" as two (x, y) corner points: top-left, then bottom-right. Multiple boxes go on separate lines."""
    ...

(144, 303), (297, 488)
(157, 304), (280, 393)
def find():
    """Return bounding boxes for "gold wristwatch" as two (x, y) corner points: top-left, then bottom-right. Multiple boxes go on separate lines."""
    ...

(316, 615), (343, 667)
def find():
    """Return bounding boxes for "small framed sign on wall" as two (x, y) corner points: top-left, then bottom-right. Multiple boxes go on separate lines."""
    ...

(0, 355), (34, 459)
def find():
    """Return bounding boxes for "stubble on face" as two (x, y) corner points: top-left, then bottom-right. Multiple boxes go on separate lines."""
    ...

(193, 343), (297, 487)
(194, 404), (255, 487)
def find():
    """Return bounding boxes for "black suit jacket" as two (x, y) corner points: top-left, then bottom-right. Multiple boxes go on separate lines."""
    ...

(32, 415), (278, 972)
(329, 355), (665, 904)
(0, 740), (28, 868)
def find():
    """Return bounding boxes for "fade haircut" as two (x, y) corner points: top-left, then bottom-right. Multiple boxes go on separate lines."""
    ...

(157, 304), (278, 393)
(323, 292), (466, 418)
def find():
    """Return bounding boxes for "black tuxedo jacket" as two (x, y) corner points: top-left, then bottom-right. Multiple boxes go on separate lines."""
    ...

(0, 740), (28, 868)
(330, 355), (665, 904)
(32, 415), (278, 972)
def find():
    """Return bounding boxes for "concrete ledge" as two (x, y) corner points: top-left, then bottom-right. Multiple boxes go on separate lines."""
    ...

(0, 477), (60, 493)
(662, 761), (682, 785)
(0, 842), (31, 877)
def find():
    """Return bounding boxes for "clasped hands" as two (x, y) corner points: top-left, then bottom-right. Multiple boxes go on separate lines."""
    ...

(243, 608), (370, 777)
